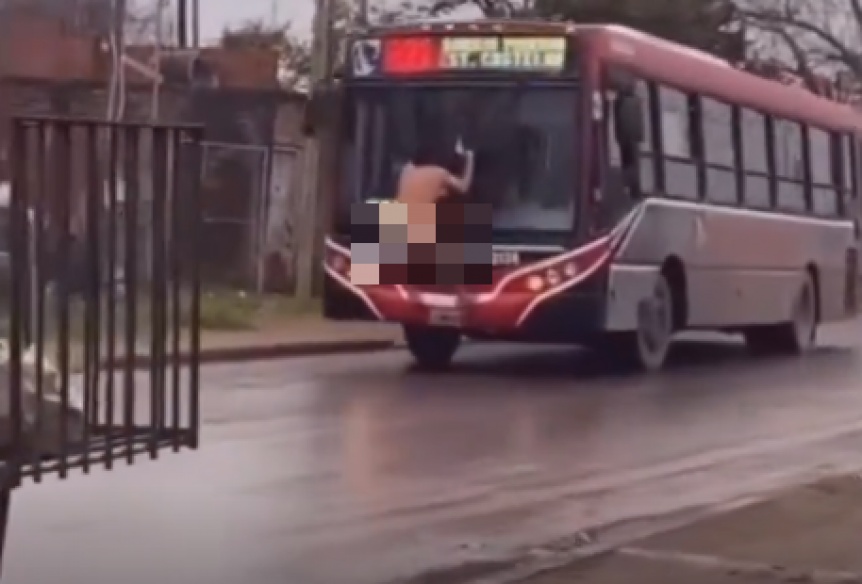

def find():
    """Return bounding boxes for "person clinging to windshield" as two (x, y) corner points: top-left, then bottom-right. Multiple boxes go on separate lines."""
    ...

(393, 138), (476, 250)
(395, 138), (475, 205)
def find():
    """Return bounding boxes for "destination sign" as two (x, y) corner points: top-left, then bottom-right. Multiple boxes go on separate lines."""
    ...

(438, 36), (566, 71)
(350, 35), (568, 76)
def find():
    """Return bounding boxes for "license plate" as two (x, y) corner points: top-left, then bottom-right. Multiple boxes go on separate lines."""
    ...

(429, 307), (462, 327)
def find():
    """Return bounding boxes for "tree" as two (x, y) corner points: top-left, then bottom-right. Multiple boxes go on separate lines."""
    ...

(221, 0), (422, 92)
(220, 20), (311, 91)
(0, 0), (173, 43)
(430, 0), (518, 16)
(429, 0), (746, 61)
(741, 0), (862, 89)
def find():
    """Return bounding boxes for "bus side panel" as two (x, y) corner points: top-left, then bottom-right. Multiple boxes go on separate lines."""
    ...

(604, 198), (854, 331)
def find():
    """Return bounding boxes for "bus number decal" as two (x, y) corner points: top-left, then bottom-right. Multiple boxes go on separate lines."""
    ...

(493, 250), (520, 266)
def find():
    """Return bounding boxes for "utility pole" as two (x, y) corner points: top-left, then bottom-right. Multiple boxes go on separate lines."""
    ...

(191, 0), (199, 46)
(107, 0), (127, 121)
(295, 0), (335, 300)
(269, 0), (279, 25)
(177, 0), (187, 47)
(357, 0), (369, 25)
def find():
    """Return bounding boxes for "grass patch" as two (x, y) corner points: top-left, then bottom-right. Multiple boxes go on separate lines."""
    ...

(198, 289), (321, 331)
(198, 290), (259, 330)
(0, 288), (323, 337)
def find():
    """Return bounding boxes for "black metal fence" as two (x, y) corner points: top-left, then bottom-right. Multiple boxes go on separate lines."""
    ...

(1, 116), (203, 495)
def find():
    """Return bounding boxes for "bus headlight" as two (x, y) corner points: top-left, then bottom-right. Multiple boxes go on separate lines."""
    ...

(511, 257), (585, 295)
(332, 255), (348, 273)
(526, 275), (544, 292)
(325, 247), (352, 279)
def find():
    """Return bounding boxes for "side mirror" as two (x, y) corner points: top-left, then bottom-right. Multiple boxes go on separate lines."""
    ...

(614, 94), (644, 146)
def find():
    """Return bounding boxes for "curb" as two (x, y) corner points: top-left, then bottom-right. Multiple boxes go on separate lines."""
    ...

(103, 338), (399, 369)
(393, 499), (764, 584)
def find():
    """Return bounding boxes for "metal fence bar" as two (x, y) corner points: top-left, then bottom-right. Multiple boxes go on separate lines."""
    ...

(30, 122), (48, 484)
(4, 115), (204, 483)
(150, 128), (168, 459)
(54, 121), (72, 481)
(104, 125), (119, 470)
(186, 130), (202, 449)
(6, 119), (27, 490)
(81, 123), (101, 474)
(122, 125), (140, 465)
(169, 130), (183, 451)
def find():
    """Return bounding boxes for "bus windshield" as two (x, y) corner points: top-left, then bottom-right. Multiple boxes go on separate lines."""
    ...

(341, 85), (578, 237)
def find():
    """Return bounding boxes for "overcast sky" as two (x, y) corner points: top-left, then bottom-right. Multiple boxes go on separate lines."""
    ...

(199, 0), (316, 41)
(195, 0), (482, 43)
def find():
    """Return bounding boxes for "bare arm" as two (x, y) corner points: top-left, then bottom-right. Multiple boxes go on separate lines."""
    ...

(446, 151), (475, 194)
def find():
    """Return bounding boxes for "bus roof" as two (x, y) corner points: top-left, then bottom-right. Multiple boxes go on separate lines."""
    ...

(579, 24), (862, 134)
(357, 19), (862, 133)
(361, 18), (575, 37)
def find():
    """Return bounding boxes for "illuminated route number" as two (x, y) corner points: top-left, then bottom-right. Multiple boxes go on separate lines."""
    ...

(384, 37), (437, 74)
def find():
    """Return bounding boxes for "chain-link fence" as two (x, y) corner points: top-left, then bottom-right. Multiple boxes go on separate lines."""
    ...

(199, 141), (268, 288)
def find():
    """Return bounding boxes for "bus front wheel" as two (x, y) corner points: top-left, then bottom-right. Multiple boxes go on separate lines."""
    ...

(600, 272), (675, 372)
(404, 326), (461, 370)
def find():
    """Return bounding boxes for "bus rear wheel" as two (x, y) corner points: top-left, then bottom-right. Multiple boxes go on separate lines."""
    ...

(404, 325), (461, 370)
(600, 272), (675, 372)
(744, 272), (817, 356)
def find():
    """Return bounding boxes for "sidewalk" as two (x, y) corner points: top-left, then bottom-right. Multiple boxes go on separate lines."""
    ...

(193, 319), (401, 362)
(521, 475), (862, 584)
(51, 319), (402, 371)
(120, 318), (402, 367)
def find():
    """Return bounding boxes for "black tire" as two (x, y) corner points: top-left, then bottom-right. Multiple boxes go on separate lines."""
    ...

(744, 271), (817, 356)
(598, 272), (675, 372)
(742, 326), (778, 355)
(404, 325), (461, 370)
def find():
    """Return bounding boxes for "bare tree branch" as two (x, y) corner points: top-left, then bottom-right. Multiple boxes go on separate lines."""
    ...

(848, 0), (862, 36)
(742, 1), (862, 76)
(755, 22), (819, 90)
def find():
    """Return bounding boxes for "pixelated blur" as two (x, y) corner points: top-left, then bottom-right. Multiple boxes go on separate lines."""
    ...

(350, 202), (492, 285)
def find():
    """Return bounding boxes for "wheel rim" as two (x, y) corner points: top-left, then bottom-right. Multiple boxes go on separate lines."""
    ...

(637, 279), (673, 364)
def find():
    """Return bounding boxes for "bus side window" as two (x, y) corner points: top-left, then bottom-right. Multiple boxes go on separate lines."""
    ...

(701, 97), (736, 205)
(635, 81), (656, 195)
(607, 77), (654, 198)
(739, 108), (771, 209)
(856, 138), (862, 200)
(855, 137), (862, 217)
(657, 85), (697, 199)
(772, 119), (805, 213)
(842, 133), (854, 217)
(809, 127), (837, 217)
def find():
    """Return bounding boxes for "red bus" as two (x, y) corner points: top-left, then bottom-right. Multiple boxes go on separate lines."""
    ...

(314, 20), (861, 371)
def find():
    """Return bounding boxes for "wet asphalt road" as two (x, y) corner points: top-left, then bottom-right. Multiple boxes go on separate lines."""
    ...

(6, 322), (862, 584)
